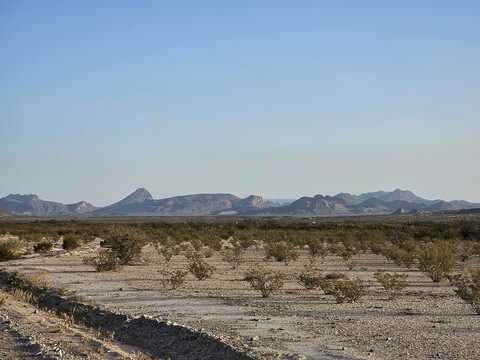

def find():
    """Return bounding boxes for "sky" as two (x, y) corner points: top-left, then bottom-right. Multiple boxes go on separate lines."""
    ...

(1, 1), (479, 206)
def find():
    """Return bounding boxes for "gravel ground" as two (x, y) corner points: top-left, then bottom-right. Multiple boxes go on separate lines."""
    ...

(2, 239), (480, 360)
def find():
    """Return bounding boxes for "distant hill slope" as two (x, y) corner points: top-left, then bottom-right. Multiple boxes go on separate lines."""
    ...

(0, 194), (96, 216)
(0, 188), (478, 217)
(94, 190), (269, 216)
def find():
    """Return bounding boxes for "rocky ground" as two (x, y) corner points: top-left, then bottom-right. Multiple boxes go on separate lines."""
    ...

(0, 289), (150, 359)
(2, 238), (480, 360)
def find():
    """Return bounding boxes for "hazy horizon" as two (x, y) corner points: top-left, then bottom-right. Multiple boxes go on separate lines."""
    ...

(2, 1), (479, 206)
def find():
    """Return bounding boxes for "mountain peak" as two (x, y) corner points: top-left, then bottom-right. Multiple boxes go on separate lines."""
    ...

(121, 188), (153, 204)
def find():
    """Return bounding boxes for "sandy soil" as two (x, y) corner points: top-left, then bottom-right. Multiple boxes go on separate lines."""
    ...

(2, 239), (480, 360)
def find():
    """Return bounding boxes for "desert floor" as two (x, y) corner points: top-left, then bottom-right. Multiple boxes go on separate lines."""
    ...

(2, 239), (480, 360)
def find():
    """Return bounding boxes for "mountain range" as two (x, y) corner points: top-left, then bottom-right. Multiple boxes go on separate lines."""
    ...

(0, 188), (479, 217)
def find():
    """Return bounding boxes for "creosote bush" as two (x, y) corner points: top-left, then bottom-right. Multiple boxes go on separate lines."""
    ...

(297, 270), (322, 290)
(100, 227), (145, 265)
(418, 240), (457, 282)
(244, 266), (284, 298)
(317, 273), (347, 295)
(33, 239), (54, 253)
(222, 243), (243, 269)
(160, 269), (188, 290)
(329, 277), (366, 303)
(62, 235), (81, 251)
(374, 271), (408, 299)
(188, 259), (215, 280)
(83, 249), (120, 272)
(264, 241), (298, 265)
(449, 269), (480, 315)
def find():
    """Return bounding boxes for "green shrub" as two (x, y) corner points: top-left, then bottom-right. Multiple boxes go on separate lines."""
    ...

(418, 241), (457, 282)
(449, 269), (480, 315)
(264, 241), (298, 265)
(33, 240), (54, 253)
(244, 267), (284, 298)
(83, 249), (120, 271)
(374, 271), (408, 299)
(330, 277), (366, 303)
(62, 235), (81, 250)
(100, 228), (145, 265)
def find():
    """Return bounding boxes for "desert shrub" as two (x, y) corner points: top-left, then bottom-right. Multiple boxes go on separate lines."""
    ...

(297, 270), (322, 290)
(418, 240), (457, 282)
(83, 249), (120, 272)
(449, 269), (480, 315)
(385, 247), (416, 269)
(100, 228), (145, 265)
(202, 246), (214, 258)
(188, 259), (215, 280)
(222, 243), (243, 269)
(305, 238), (329, 262)
(33, 240), (54, 253)
(160, 269), (188, 290)
(264, 241), (298, 265)
(330, 277), (366, 303)
(62, 235), (81, 250)
(374, 271), (408, 299)
(191, 238), (203, 252)
(244, 267), (284, 298)
(317, 273), (347, 295)
(0, 238), (25, 261)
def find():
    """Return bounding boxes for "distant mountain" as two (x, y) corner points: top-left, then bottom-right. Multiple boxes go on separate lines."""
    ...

(0, 194), (95, 216)
(94, 190), (269, 216)
(0, 188), (478, 217)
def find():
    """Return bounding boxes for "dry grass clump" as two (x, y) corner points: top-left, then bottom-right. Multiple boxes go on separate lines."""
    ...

(449, 269), (480, 315)
(418, 240), (457, 282)
(374, 271), (408, 299)
(264, 241), (298, 265)
(244, 266), (284, 298)
(11, 288), (35, 304)
(23, 273), (53, 290)
(0, 237), (26, 261)
(188, 259), (215, 280)
(0, 294), (7, 307)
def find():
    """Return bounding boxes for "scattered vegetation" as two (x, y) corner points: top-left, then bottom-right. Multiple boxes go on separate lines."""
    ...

(188, 259), (215, 280)
(449, 269), (480, 315)
(329, 277), (366, 303)
(83, 249), (121, 272)
(0, 237), (25, 261)
(374, 271), (408, 299)
(244, 266), (284, 298)
(62, 235), (81, 250)
(33, 239), (55, 253)
(160, 269), (188, 290)
(418, 240), (457, 282)
(264, 241), (298, 265)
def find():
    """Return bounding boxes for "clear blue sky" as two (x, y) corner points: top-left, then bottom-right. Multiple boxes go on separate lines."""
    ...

(1, 1), (479, 205)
